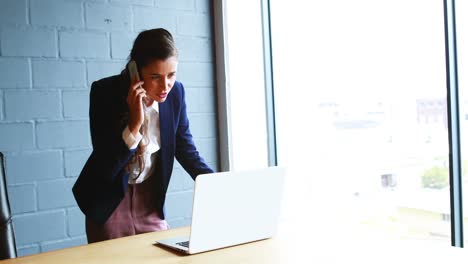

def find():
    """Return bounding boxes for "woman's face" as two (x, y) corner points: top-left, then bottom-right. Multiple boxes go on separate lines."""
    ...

(140, 56), (178, 104)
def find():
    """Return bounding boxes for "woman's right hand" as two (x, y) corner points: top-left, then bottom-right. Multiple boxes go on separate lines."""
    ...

(127, 80), (146, 137)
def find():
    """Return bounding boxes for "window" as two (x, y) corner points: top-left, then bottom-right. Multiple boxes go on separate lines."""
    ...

(223, 0), (269, 170)
(270, 0), (450, 243)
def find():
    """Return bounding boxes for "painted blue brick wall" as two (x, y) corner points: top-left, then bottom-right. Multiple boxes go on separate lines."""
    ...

(67, 208), (85, 237)
(32, 60), (87, 88)
(59, 31), (109, 59)
(0, 0), (217, 257)
(0, 123), (34, 151)
(176, 36), (213, 62)
(111, 0), (153, 5)
(36, 121), (91, 149)
(30, 0), (83, 28)
(111, 32), (137, 59)
(178, 62), (215, 87)
(157, 0), (195, 10)
(63, 91), (89, 118)
(86, 61), (125, 86)
(8, 184), (36, 214)
(37, 179), (77, 210)
(133, 7), (177, 33)
(64, 149), (92, 177)
(6, 151), (63, 184)
(14, 211), (67, 245)
(1, 27), (57, 57)
(5, 90), (61, 120)
(0, 58), (30, 88)
(0, 0), (28, 25)
(85, 2), (132, 31)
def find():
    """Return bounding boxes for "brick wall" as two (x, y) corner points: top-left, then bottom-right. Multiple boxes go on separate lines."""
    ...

(0, 0), (217, 256)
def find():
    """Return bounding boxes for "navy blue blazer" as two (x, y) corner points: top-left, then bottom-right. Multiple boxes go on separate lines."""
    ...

(72, 72), (214, 225)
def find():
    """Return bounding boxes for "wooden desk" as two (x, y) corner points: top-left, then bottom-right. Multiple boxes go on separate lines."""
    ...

(1, 223), (468, 264)
(1, 226), (283, 264)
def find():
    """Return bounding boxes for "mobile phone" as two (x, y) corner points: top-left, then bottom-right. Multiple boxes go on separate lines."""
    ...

(128, 61), (151, 106)
(128, 60), (140, 83)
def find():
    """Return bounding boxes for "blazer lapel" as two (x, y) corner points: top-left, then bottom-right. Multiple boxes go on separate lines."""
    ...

(158, 101), (173, 148)
(156, 101), (174, 190)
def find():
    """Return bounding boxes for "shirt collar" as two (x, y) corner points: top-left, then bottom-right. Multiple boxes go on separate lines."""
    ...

(146, 100), (159, 112)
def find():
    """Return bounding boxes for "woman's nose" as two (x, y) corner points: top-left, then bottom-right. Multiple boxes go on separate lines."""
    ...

(162, 78), (170, 90)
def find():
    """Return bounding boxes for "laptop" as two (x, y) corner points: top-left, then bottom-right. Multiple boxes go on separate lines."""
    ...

(155, 166), (285, 254)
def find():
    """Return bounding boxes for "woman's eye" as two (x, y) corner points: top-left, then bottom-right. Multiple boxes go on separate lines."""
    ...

(151, 76), (161, 80)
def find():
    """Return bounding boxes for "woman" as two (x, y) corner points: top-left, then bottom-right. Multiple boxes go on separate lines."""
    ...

(72, 28), (214, 243)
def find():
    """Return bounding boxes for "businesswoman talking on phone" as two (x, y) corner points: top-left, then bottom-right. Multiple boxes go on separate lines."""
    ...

(73, 28), (214, 243)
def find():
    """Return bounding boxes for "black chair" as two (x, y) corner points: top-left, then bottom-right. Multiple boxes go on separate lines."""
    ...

(0, 152), (17, 259)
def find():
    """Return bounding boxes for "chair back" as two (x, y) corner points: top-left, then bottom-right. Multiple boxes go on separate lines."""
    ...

(0, 152), (17, 259)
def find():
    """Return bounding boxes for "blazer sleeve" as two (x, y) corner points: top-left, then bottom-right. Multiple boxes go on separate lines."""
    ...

(79, 80), (136, 184)
(174, 83), (214, 179)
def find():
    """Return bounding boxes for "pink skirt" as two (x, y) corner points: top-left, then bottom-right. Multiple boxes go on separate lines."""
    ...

(86, 174), (169, 243)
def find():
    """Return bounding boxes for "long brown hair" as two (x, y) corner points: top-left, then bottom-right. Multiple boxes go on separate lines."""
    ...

(125, 28), (178, 178)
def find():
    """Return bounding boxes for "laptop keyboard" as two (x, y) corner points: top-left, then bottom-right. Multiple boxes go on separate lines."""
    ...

(176, 241), (190, 248)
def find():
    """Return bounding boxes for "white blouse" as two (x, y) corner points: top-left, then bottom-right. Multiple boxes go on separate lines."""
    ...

(121, 102), (161, 184)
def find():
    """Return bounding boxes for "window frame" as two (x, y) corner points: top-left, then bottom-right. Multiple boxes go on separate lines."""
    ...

(444, 0), (464, 248)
